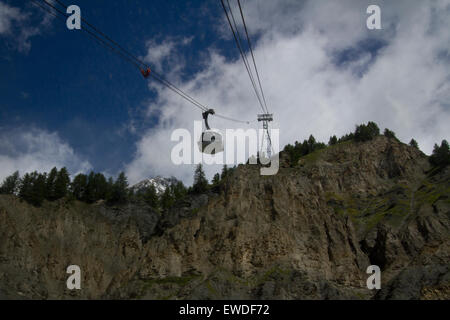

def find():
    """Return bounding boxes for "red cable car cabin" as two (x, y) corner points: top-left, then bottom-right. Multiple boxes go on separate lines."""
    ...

(140, 67), (151, 78)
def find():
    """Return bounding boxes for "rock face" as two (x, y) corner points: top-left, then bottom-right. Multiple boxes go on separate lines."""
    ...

(0, 136), (448, 299)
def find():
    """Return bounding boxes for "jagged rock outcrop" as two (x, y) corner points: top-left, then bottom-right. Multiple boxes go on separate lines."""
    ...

(0, 136), (448, 299)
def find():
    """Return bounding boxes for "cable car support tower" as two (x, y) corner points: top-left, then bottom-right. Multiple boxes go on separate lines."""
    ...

(220, 0), (275, 161)
(258, 113), (273, 158)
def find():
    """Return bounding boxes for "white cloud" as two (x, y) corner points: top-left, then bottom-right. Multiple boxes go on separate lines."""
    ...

(143, 36), (194, 76)
(0, 127), (92, 181)
(144, 39), (176, 71)
(126, 0), (450, 185)
(0, 1), (23, 35)
(0, 1), (54, 53)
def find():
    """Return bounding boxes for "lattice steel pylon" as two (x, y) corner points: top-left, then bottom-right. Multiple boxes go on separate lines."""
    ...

(257, 113), (273, 158)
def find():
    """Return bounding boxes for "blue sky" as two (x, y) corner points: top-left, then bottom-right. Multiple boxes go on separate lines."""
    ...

(1, 0), (235, 176)
(1, 0), (449, 185)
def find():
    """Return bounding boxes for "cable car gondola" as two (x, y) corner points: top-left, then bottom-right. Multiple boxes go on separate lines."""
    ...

(140, 67), (151, 78)
(198, 109), (224, 155)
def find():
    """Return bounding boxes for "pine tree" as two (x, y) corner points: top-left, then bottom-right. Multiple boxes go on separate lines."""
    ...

(54, 167), (70, 200)
(31, 172), (47, 206)
(384, 128), (397, 140)
(21, 172), (47, 206)
(307, 135), (316, 152)
(106, 177), (114, 202)
(171, 181), (187, 200)
(45, 167), (58, 200)
(108, 172), (129, 204)
(144, 184), (159, 208)
(0, 171), (20, 195)
(83, 172), (96, 203)
(93, 173), (108, 201)
(354, 122), (380, 142)
(160, 187), (174, 210)
(221, 164), (228, 180)
(212, 173), (220, 186)
(367, 121), (380, 137)
(193, 164), (208, 194)
(71, 173), (87, 200)
(339, 132), (354, 142)
(429, 140), (450, 168)
(409, 139), (419, 149)
(328, 135), (338, 146)
(19, 173), (33, 201)
(354, 123), (369, 142)
(284, 135), (327, 165)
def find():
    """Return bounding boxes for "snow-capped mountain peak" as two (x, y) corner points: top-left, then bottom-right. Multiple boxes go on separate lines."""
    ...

(131, 176), (176, 195)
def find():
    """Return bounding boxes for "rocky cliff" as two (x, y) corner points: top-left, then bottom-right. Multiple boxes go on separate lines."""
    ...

(0, 136), (449, 299)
